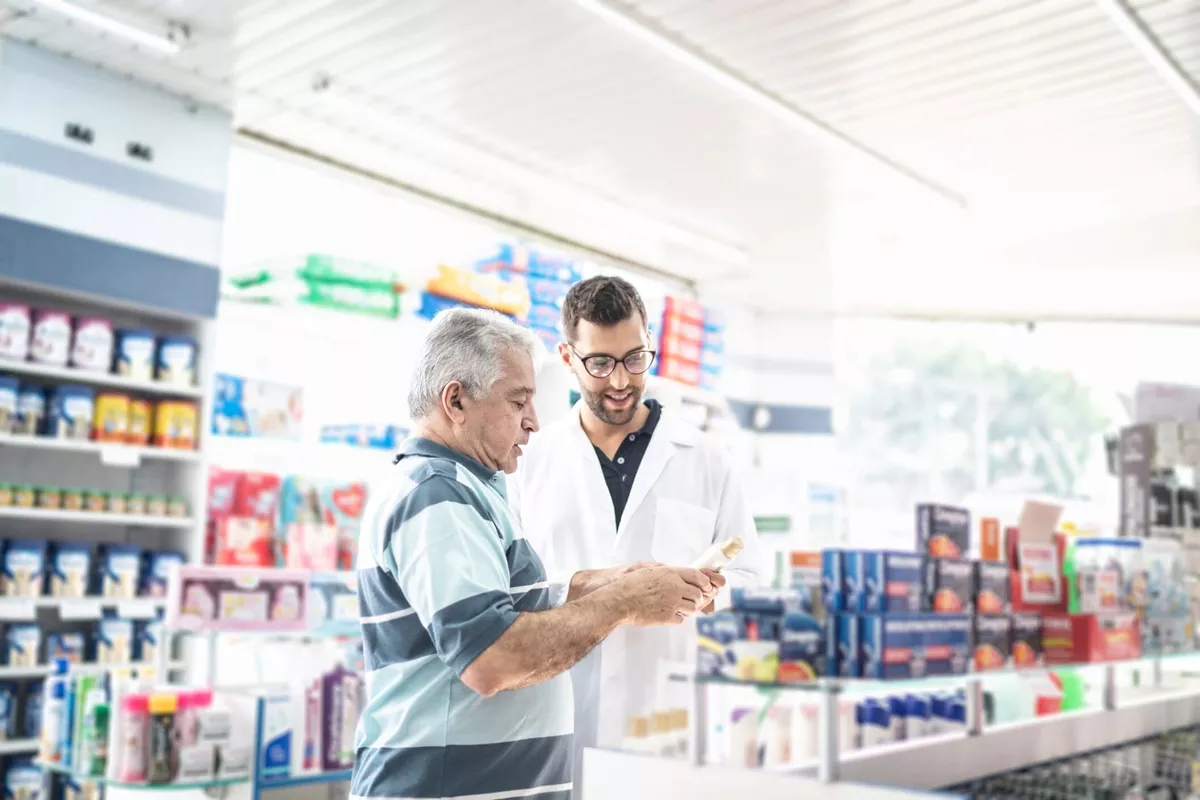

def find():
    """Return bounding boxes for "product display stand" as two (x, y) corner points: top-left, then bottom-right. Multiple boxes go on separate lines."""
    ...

(248, 695), (352, 800)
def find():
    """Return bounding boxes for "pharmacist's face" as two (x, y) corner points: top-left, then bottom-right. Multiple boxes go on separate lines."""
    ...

(562, 315), (652, 426)
(464, 348), (539, 474)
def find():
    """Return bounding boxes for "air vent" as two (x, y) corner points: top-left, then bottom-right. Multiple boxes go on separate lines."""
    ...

(64, 123), (93, 145)
(127, 142), (153, 162)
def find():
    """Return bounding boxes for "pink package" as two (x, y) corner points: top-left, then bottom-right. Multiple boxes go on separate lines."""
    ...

(0, 303), (31, 361)
(70, 316), (114, 371)
(30, 310), (71, 366)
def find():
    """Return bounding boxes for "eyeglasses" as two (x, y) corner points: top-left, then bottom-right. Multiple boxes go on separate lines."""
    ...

(569, 346), (657, 379)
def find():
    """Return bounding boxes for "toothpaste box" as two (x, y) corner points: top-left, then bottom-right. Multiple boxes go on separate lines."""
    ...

(862, 614), (970, 680)
(827, 614), (861, 678)
(974, 561), (1011, 615)
(731, 587), (810, 615)
(731, 613), (781, 683)
(972, 614), (1011, 671)
(696, 612), (742, 679)
(861, 551), (924, 613)
(916, 504), (971, 559)
(924, 557), (975, 613)
(778, 612), (825, 682)
(1010, 612), (1043, 668)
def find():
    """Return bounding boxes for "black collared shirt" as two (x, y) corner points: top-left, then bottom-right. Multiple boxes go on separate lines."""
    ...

(593, 399), (662, 529)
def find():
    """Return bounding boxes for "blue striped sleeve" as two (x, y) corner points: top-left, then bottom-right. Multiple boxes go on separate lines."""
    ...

(389, 475), (518, 677)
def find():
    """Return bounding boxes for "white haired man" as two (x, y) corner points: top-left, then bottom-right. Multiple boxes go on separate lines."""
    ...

(349, 308), (723, 800)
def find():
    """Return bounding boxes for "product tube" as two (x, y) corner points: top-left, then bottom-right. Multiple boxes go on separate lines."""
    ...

(691, 537), (745, 571)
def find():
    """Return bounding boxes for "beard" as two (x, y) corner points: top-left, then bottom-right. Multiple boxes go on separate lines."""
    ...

(582, 384), (643, 426)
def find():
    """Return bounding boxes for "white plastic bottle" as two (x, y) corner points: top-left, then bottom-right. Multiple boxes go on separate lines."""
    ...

(691, 537), (745, 571)
(40, 680), (65, 762)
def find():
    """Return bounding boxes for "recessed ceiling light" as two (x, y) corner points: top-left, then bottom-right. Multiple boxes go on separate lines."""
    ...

(30, 0), (183, 56)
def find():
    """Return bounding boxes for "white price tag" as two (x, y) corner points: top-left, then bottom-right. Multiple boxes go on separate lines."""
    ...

(100, 445), (141, 468)
(332, 593), (359, 622)
(0, 600), (37, 621)
(60, 599), (103, 620)
(118, 600), (159, 620)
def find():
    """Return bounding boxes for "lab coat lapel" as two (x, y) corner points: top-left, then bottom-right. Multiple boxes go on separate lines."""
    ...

(567, 403), (619, 536)
(615, 410), (690, 540)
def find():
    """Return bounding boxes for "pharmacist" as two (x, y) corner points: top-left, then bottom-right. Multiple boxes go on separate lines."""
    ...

(352, 309), (720, 800)
(512, 276), (765, 784)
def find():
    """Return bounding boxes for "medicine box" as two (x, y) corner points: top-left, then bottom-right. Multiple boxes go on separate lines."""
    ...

(731, 587), (810, 615)
(1042, 612), (1141, 665)
(972, 614), (1011, 671)
(924, 557), (974, 614)
(696, 612), (741, 679)
(974, 561), (1011, 615)
(923, 615), (971, 677)
(916, 504), (970, 559)
(778, 612), (825, 682)
(821, 550), (844, 612)
(862, 614), (970, 680)
(861, 551), (923, 613)
(827, 613), (861, 679)
(1010, 612), (1043, 668)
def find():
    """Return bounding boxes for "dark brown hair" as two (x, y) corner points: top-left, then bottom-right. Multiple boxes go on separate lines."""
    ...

(561, 275), (648, 341)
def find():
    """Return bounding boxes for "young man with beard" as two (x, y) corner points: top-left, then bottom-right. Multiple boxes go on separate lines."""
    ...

(511, 276), (764, 792)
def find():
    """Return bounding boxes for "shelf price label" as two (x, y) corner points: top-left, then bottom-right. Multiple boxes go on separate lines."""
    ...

(117, 600), (159, 620)
(99, 446), (141, 468)
(60, 599), (103, 620)
(0, 601), (37, 621)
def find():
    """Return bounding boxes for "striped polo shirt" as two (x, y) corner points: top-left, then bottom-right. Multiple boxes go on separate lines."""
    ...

(351, 437), (574, 800)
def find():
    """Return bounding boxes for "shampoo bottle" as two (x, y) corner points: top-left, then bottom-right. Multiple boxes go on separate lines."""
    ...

(691, 537), (745, 571)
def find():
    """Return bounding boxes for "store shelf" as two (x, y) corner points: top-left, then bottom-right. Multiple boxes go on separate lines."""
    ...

(0, 660), (186, 679)
(810, 686), (1200, 790)
(258, 770), (353, 790)
(0, 739), (39, 756)
(0, 506), (195, 528)
(37, 760), (248, 790)
(0, 358), (203, 399)
(0, 433), (200, 465)
(0, 596), (166, 621)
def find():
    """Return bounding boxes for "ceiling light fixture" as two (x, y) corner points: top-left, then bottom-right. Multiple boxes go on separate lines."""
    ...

(1096, 0), (1200, 118)
(574, 0), (967, 210)
(30, 0), (183, 55)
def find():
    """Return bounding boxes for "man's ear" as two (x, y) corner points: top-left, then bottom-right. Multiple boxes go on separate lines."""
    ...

(557, 342), (571, 369)
(442, 381), (468, 424)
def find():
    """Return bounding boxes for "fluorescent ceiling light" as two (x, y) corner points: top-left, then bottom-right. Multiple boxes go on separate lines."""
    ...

(1096, 0), (1200, 118)
(31, 0), (182, 55)
(574, 0), (967, 210)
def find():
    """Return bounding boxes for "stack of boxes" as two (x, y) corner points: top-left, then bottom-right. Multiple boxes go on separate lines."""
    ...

(475, 243), (581, 353)
(654, 296), (725, 391)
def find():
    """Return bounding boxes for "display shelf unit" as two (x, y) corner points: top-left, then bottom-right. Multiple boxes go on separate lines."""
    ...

(0, 596), (166, 620)
(36, 760), (249, 792)
(0, 357), (204, 399)
(249, 696), (353, 800)
(0, 660), (186, 679)
(0, 738), (40, 756)
(0, 433), (201, 464)
(0, 506), (196, 528)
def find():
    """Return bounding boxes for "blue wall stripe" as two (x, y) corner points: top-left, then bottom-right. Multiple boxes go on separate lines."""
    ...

(0, 215), (220, 319)
(727, 398), (834, 434)
(0, 129), (226, 219)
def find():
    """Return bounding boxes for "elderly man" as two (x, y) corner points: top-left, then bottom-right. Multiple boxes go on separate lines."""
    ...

(350, 308), (722, 800)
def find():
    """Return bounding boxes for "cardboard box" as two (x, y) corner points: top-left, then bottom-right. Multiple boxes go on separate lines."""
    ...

(924, 557), (974, 613)
(972, 614), (1012, 671)
(974, 561), (1011, 615)
(778, 612), (826, 682)
(731, 588), (811, 615)
(696, 613), (741, 678)
(924, 614), (972, 676)
(916, 504), (970, 558)
(828, 614), (861, 679)
(861, 614), (969, 680)
(1042, 612), (1141, 664)
(1011, 612), (1043, 668)
(861, 551), (923, 613)
(822, 550), (864, 613)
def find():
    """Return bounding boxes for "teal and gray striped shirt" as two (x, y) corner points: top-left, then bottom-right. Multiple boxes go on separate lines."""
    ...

(350, 437), (573, 800)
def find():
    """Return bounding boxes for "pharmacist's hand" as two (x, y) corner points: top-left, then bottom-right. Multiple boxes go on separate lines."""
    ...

(698, 569), (726, 613)
(616, 566), (711, 626)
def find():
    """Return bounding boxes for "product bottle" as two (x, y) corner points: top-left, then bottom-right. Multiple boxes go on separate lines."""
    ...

(670, 708), (689, 759)
(39, 681), (65, 763)
(906, 694), (931, 739)
(691, 537), (745, 571)
(728, 707), (759, 767)
(859, 700), (891, 749)
(886, 696), (907, 742)
(760, 706), (793, 767)
(650, 712), (673, 757)
(621, 716), (651, 754)
(147, 693), (178, 784)
(85, 704), (110, 775)
(117, 694), (149, 783)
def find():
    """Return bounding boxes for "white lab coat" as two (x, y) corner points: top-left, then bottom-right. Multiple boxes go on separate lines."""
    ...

(509, 402), (764, 784)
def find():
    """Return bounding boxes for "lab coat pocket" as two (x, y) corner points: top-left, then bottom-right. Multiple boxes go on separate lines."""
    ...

(652, 498), (717, 566)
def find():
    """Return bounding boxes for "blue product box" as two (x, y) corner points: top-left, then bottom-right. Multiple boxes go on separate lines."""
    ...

(4, 624), (41, 667)
(141, 551), (184, 598)
(829, 614), (861, 678)
(731, 587), (810, 615)
(15, 384), (44, 435)
(48, 542), (90, 598)
(924, 614), (971, 676)
(47, 383), (94, 439)
(156, 335), (197, 386)
(863, 615), (934, 680)
(844, 551), (865, 612)
(46, 632), (85, 664)
(779, 613), (825, 682)
(134, 617), (164, 663)
(822, 550), (844, 612)
(916, 503), (971, 559)
(696, 612), (742, 678)
(923, 557), (975, 614)
(861, 551), (924, 613)
(2, 540), (46, 598)
(113, 328), (156, 380)
(93, 616), (134, 664)
(24, 680), (42, 739)
(96, 544), (142, 599)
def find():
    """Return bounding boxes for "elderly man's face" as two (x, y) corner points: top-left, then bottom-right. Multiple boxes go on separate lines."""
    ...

(464, 348), (539, 474)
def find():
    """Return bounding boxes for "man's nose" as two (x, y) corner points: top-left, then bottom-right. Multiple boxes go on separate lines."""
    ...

(608, 366), (631, 390)
(526, 403), (540, 433)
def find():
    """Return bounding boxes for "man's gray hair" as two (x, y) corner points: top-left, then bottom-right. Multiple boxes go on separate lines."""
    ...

(408, 307), (541, 421)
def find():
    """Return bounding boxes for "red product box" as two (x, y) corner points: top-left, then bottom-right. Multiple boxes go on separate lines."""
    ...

(664, 295), (705, 325)
(658, 355), (702, 386)
(1042, 612), (1141, 664)
(660, 312), (705, 345)
(659, 334), (703, 363)
(1007, 528), (1068, 613)
(233, 472), (281, 520)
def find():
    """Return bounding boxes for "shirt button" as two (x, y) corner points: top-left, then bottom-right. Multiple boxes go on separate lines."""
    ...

(621, 475), (627, 482)
(617, 457), (625, 465)
(628, 435), (635, 442)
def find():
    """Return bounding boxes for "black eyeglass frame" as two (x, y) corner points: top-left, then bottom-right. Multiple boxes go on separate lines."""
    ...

(568, 345), (658, 379)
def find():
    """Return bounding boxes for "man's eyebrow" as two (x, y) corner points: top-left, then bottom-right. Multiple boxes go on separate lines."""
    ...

(510, 386), (536, 397)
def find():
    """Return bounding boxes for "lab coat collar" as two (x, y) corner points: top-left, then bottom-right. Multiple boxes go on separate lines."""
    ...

(395, 436), (505, 493)
(567, 400), (701, 449)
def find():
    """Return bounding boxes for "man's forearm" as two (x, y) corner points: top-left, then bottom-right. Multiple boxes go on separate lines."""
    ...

(466, 583), (630, 695)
